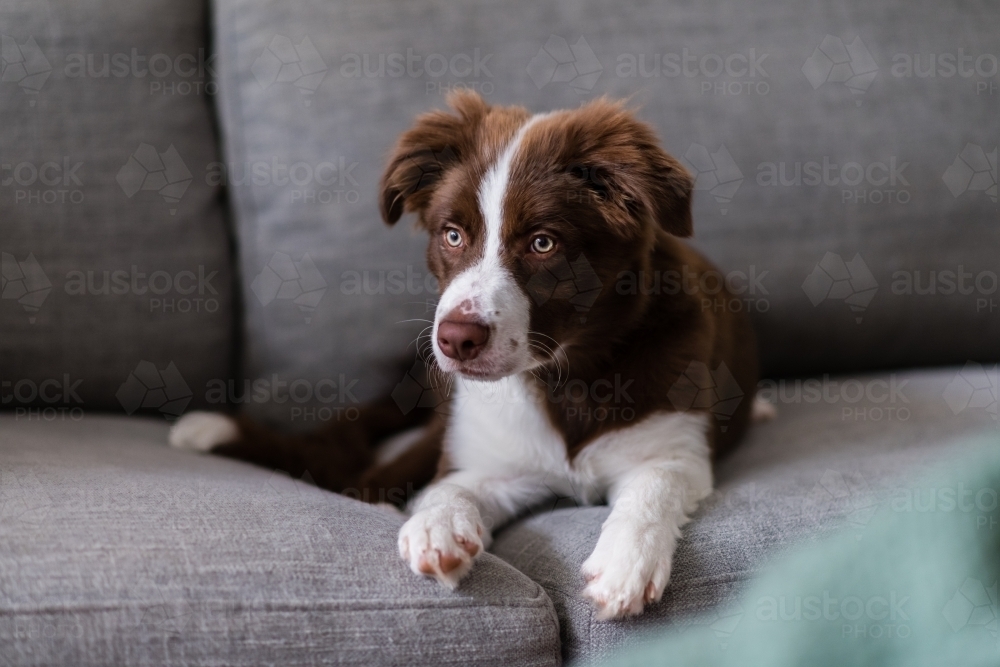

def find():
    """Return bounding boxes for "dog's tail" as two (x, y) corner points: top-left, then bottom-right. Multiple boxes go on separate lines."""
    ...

(751, 395), (777, 422)
(168, 394), (437, 496)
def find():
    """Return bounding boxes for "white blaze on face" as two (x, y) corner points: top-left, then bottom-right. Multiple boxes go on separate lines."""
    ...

(432, 113), (549, 379)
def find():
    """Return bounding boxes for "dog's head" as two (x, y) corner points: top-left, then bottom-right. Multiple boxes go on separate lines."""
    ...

(380, 91), (693, 381)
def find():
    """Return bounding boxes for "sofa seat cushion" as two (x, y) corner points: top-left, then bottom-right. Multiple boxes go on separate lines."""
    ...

(0, 415), (560, 667)
(491, 367), (1000, 663)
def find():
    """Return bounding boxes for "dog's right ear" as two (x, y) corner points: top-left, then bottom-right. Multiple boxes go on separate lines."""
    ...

(379, 91), (488, 225)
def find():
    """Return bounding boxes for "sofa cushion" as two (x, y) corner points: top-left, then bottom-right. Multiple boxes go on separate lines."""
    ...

(0, 0), (234, 413)
(0, 415), (560, 667)
(490, 367), (1000, 663)
(212, 0), (997, 427)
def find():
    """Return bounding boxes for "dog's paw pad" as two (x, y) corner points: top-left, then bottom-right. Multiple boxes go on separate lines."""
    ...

(580, 522), (673, 620)
(398, 506), (485, 589)
(581, 564), (665, 621)
(169, 412), (239, 452)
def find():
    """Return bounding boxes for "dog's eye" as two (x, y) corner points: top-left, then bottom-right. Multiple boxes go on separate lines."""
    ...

(443, 228), (464, 248)
(530, 235), (556, 254)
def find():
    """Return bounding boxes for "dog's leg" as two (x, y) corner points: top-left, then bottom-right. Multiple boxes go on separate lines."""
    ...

(397, 470), (551, 588)
(352, 417), (446, 507)
(580, 415), (713, 620)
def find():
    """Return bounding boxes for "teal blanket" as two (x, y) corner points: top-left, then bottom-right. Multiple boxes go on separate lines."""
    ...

(593, 436), (1000, 667)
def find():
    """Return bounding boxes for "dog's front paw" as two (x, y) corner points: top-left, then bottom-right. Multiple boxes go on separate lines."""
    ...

(169, 412), (240, 452)
(581, 518), (675, 620)
(398, 505), (485, 589)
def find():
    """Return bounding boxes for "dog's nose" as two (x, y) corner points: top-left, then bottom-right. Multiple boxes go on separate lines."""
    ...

(437, 313), (490, 361)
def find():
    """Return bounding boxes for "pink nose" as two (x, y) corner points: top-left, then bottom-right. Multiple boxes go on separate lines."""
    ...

(437, 311), (490, 361)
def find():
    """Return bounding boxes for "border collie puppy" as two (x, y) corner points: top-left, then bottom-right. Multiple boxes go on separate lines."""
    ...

(170, 91), (765, 620)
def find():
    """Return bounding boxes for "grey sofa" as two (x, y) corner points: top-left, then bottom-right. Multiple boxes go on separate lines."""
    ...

(1, 0), (997, 665)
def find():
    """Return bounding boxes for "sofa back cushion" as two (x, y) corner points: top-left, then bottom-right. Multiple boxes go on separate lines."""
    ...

(213, 0), (998, 425)
(1, 0), (235, 416)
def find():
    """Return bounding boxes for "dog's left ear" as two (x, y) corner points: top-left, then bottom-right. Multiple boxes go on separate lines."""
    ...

(632, 142), (694, 239)
(565, 99), (694, 238)
(379, 90), (488, 225)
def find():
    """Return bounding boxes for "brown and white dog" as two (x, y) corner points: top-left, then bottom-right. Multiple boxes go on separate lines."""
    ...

(169, 91), (766, 620)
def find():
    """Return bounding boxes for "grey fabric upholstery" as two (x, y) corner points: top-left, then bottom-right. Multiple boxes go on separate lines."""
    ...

(491, 367), (1000, 663)
(213, 0), (998, 427)
(0, 415), (560, 667)
(0, 0), (234, 413)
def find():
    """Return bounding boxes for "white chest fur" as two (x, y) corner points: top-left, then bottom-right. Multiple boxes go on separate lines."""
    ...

(446, 374), (710, 505)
